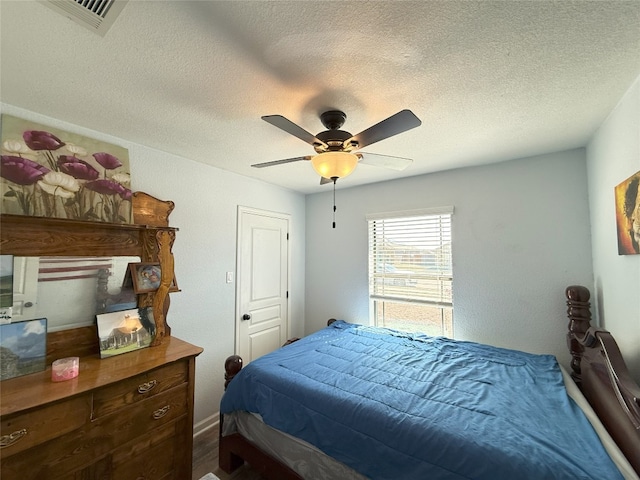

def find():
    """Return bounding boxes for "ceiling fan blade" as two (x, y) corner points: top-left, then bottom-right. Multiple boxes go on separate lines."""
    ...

(251, 156), (312, 168)
(262, 115), (328, 148)
(358, 152), (413, 171)
(346, 110), (421, 150)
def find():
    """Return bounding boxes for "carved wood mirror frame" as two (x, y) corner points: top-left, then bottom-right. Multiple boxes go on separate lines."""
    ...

(0, 192), (177, 362)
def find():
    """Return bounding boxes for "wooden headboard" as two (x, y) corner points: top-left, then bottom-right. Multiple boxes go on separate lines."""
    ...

(565, 285), (640, 474)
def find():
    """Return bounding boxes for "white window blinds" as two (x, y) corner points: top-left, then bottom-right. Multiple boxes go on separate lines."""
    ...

(367, 207), (453, 307)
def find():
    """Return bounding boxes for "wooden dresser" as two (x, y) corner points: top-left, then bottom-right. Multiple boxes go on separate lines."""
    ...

(0, 336), (202, 479)
(0, 192), (203, 479)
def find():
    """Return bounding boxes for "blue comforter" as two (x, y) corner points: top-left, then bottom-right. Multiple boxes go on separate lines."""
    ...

(220, 321), (622, 479)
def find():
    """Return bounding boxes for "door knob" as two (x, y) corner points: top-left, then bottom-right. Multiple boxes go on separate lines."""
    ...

(24, 302), (34, 308)
(242, 314), (251, 321)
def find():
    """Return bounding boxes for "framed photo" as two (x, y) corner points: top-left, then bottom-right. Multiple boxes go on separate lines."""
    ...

(128, 262), (177, 293)
(0, 318), (47, 381)
(121, 266), (134, 289)
(614, 170), (640, 255)
(96, 307), (155, 359)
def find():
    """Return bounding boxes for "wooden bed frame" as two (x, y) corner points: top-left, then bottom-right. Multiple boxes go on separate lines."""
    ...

(219, 285), (640, 478)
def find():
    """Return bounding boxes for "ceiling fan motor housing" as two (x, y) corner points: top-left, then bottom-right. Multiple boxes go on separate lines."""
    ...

(315, 129), (353, 152)
(320, 110), (347, 130)
(312, 110), (356, 152)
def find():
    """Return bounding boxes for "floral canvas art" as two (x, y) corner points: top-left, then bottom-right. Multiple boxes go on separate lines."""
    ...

(0, 114), (132, 223)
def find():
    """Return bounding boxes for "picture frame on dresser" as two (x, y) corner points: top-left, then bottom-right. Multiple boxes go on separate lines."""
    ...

(0, 318), (47, 380)
(96, 307), (155, 358)
(129, 262), (162, 293)
(129, 261), (178, 294)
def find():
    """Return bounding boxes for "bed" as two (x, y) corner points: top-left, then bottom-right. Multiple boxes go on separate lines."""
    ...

(219, 285), (640, 479)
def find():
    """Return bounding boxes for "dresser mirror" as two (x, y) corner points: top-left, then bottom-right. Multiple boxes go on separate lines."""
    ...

(10, 255), (140, 332)
(1, 192), (177, 359)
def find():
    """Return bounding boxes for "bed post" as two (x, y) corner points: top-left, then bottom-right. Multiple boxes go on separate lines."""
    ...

(565, 285), (593, 385)
(224, 355), (243, 389)
(220, 355), (244, 473)
(219, 353), (304, 479)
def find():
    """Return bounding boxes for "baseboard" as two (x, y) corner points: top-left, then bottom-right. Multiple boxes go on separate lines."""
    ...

(194, 411), (219, 438)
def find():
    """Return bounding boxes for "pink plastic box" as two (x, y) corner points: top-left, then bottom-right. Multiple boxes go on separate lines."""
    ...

(51, 357), (79, 382)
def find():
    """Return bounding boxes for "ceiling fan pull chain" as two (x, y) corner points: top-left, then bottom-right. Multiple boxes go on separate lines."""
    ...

(333, 178), (337, 228)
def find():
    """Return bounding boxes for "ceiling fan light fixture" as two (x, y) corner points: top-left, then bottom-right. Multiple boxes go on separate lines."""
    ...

(311, 151), (358, 179)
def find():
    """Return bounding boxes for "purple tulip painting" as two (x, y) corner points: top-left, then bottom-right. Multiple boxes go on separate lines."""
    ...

(1, 114), (132, 223)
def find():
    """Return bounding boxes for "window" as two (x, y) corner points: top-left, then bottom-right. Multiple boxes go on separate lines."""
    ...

(367, 207), (453, 337)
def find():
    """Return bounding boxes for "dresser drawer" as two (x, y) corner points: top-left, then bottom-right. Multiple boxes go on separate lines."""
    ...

(92, 360), (187, 419)
(0, 395), (90, 458)
(1, 385), (189, 480)
(111, 421), (179, 480)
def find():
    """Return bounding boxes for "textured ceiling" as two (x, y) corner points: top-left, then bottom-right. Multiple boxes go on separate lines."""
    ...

(1, 1), (639, 194)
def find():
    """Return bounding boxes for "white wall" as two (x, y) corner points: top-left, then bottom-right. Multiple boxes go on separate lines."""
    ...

(586, 75), (640, 382)
(0, 103), (307, 432)
(306, 149), (593, 367)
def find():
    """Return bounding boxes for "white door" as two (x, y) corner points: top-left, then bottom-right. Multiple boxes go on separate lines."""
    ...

(236, 207), (289, 363)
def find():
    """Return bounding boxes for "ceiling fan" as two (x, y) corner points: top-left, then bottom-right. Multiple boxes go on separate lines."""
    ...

(252, 109), (422, 184)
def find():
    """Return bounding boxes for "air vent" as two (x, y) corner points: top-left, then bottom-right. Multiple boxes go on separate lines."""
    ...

(41, 0), (128, 36)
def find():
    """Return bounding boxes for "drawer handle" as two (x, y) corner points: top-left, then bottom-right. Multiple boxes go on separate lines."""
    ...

(137, 380), (157, 394)
(152, 405), (170, 420)
(0, 428), (27, 448)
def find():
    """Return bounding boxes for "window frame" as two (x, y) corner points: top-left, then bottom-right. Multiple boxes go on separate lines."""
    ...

(366, 207), (454, 335)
